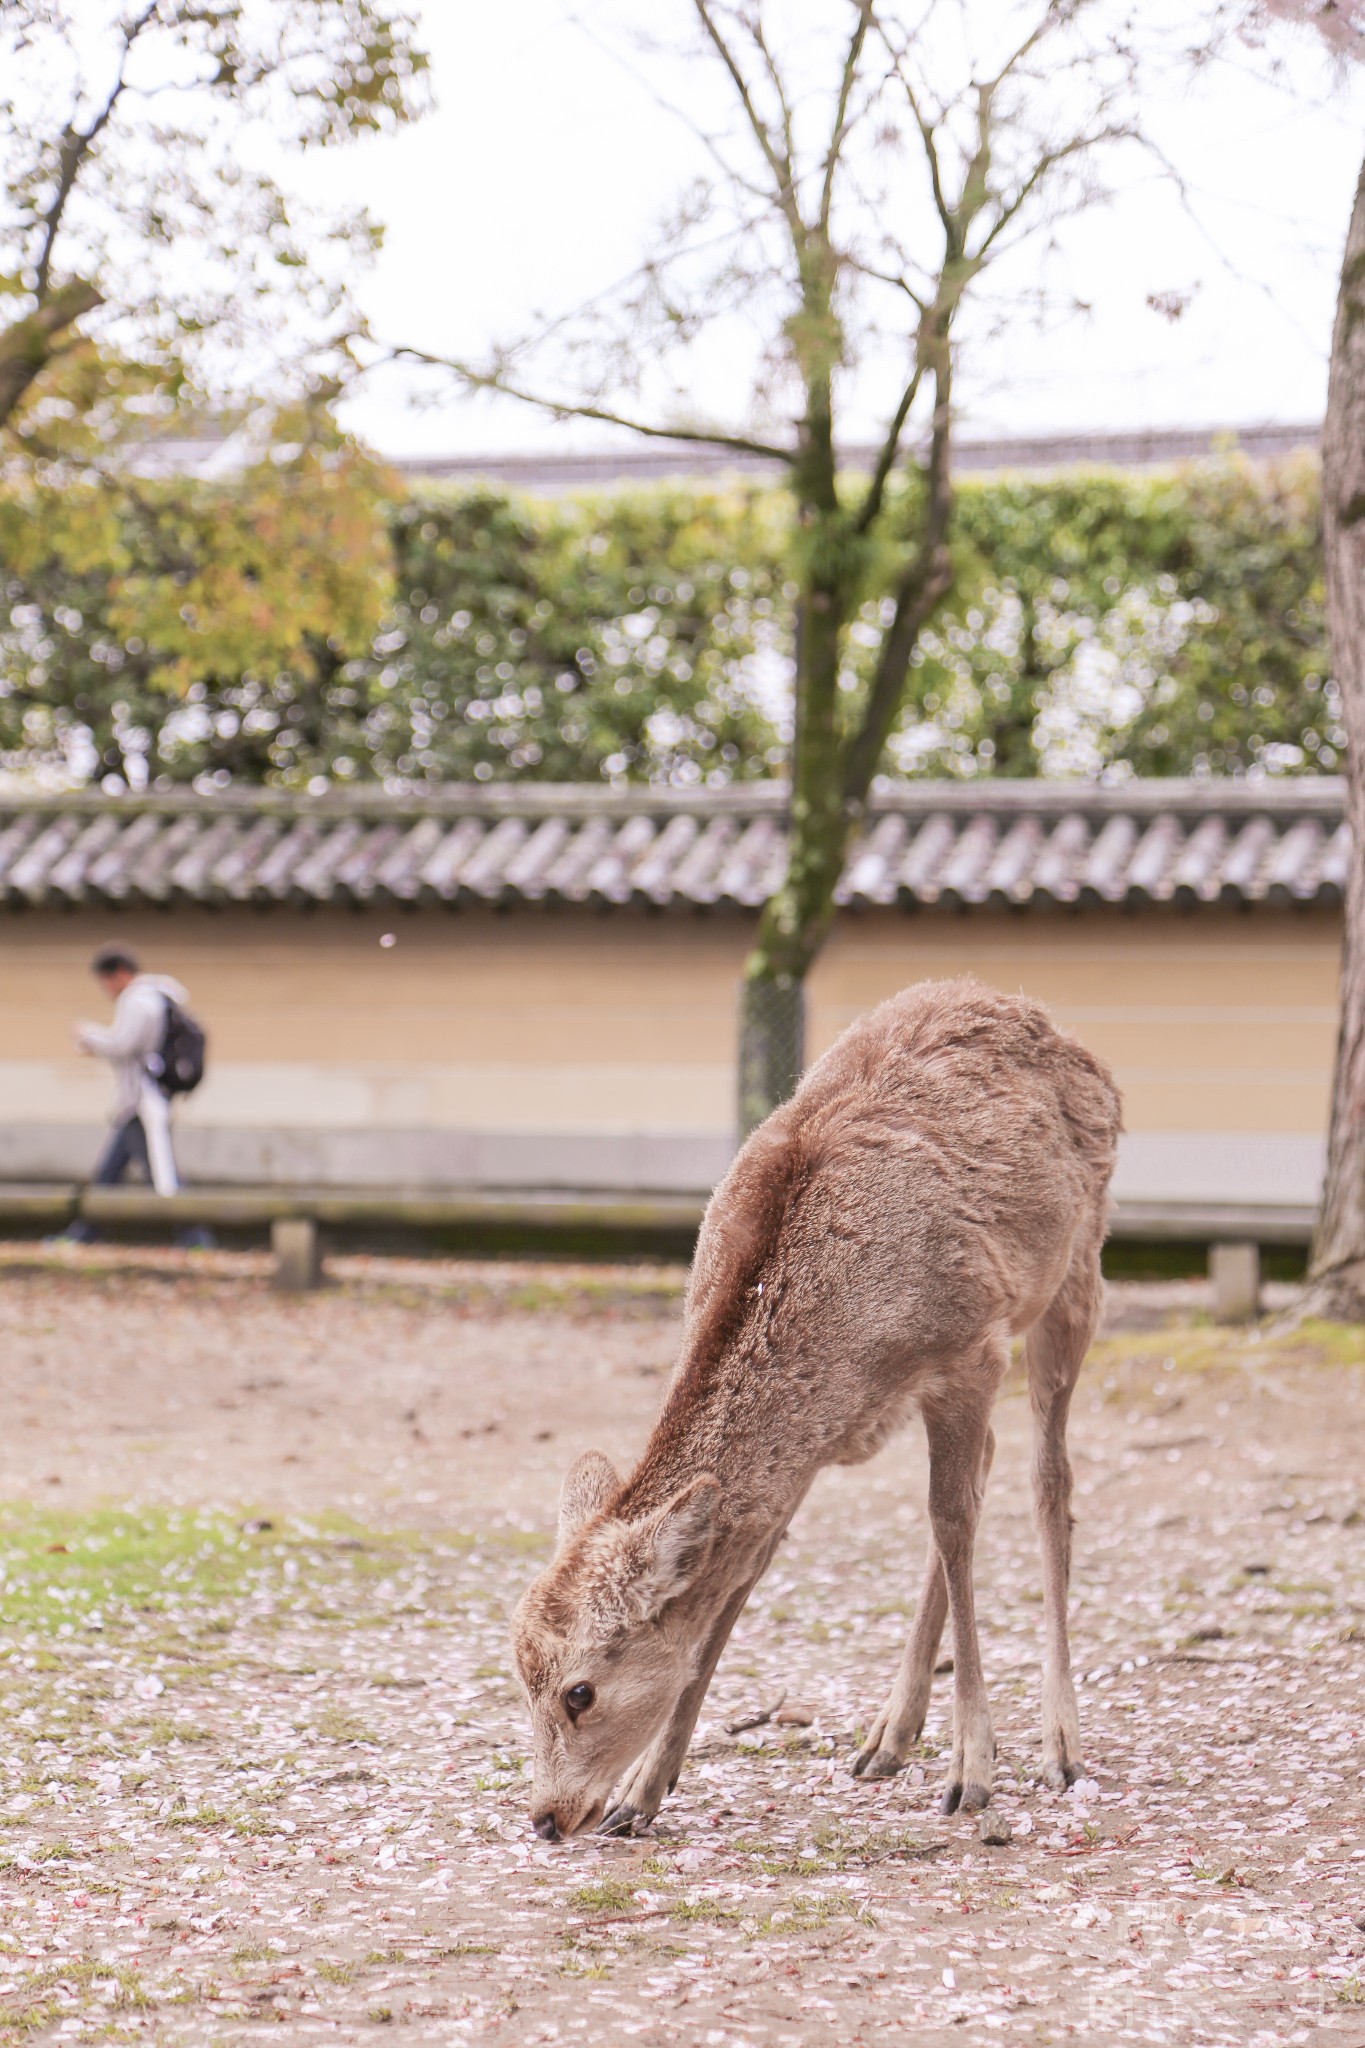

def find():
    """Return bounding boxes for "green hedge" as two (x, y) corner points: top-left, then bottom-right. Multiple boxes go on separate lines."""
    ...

(0, 452), (1336, 788)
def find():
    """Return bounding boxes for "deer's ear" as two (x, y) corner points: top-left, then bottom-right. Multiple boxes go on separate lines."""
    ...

(634, 1476), (720, 1616)
(558, 1450), (621, 1546)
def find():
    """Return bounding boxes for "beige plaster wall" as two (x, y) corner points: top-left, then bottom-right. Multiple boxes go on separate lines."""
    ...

(0, 902), (1340, 1196)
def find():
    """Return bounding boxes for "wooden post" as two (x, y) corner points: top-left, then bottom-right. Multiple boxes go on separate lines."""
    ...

(272, 1216), (321, 1292)
(1210, 1241), (1260, 1322)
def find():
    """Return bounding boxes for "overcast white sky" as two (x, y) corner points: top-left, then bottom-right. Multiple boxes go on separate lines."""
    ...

(313, 2), (1365, 457)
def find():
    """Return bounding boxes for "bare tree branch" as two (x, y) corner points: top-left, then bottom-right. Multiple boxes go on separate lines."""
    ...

(692, 0), (805, 237)
(33, 0), (162, 303)
(392, 345), (792, 463)
(853, 359), (925, 535)
(973, 122), (1134, 259)
(843, 350), (954, 805)
(819, 0), (875, 233)
(748, 8), (799, 186)
(847, 257), (929, 312)
(565, 10), (776, 209)
(893, 61), (954, 234)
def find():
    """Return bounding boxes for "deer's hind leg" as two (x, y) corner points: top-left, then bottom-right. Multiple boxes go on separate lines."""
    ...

(853, 1402), (998, 1788)
(1025, 1238), (1103, 1792)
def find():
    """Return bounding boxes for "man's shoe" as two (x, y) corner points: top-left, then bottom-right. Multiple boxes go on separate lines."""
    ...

(175, 1226), (216, 1251)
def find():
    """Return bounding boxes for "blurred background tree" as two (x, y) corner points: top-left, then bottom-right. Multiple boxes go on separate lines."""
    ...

(0, 455), (1336, 792)
(398, 0), (1184, 1127)
(0, 0), (428, 439)
(0, 0), (429, 791)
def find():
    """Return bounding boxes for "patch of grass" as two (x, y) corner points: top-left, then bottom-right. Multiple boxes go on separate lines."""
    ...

(753, 1891), (874, 1935)
(0, 1957), (150, 2033)
(567, 1877), (639, 1916)
(735, 1819), (944, 1878)
(0, 1505), (402, 1638)
(316, 1706), (379, 1745)
(164, 1805), (229, 1830)
(1087, 1317), (1365, 1384)
(231, 1813), (288, 1839)
(666, 1896), (739, 1925)
(315, 1960), (354, 1986)
(558, 1931), (613, 1978)
(143, 1719), (213, 1746)
(0, 1508), (255, 1634)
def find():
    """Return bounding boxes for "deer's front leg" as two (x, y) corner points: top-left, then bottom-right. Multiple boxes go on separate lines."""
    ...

(598, 1575), (761, 1836)
(854, 1424), (995, 1785)
(852, 1543), (948, 1780)
(923, 1390), (998, 1815)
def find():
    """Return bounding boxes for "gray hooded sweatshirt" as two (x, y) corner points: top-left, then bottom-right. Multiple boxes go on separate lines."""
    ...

(76, 973), (188, 1126)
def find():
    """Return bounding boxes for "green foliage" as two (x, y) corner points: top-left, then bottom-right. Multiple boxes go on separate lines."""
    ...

(0, 471), (790, 788)
(0, 452), (1339, 789)
(0, 0), (429, 436)
(0, 412), (396, 786)
(355, 486), (791, 785)
(885, 453), (1335, 781)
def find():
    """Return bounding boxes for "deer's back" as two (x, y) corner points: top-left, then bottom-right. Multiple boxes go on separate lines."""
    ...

(682, 980), (1119, 1436)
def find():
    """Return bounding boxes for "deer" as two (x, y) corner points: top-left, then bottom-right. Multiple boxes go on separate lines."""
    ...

(511, 978), (1120, 1840)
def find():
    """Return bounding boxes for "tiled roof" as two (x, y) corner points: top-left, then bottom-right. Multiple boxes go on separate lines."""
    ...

(0, 779), (1346, 912)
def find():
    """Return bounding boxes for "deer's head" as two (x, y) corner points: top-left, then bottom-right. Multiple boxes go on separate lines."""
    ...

(510, 1450), (719, 1839)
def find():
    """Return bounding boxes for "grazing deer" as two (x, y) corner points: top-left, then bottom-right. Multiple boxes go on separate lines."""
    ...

(511, 979), (1120, 1839)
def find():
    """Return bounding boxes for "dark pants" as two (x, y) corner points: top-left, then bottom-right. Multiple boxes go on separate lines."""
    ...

(92, 1114), (154, 1186)
(69, 1114), (207, 1248)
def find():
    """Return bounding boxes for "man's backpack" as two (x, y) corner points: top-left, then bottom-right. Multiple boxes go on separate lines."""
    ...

(154, 998), (207, 1097)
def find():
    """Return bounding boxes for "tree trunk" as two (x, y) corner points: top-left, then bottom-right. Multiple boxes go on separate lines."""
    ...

(733, 358), (954, 1141)
(737, 974), (805, 1137)
(1305, 153), (1365, 1317)
(734, 567), (848, 1137)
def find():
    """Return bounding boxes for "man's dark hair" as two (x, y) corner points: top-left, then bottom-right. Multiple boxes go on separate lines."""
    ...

(92, 944), (140, 978)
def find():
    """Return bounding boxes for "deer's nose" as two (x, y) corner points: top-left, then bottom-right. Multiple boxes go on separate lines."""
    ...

(532, 1811), (560, 1842)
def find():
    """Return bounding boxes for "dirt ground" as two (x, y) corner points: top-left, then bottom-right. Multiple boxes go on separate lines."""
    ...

(0, 1245), (1362, 2046)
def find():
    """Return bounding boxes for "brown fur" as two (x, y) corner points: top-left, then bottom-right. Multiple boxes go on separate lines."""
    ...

(510, 978), (1121, 1838)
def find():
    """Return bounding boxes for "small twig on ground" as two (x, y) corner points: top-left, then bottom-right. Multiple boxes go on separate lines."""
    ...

(725, 1692), (786, 1734)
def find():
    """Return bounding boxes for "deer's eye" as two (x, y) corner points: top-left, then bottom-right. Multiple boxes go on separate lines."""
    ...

(564, 1683), (595, 1719)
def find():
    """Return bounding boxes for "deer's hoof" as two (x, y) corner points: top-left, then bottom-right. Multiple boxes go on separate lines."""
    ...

(596, 1803), (646, 1837)
(939, 1779), (990, 1815)
(1041, 1759), (1081, 1794)
(852, 1747), (904, 1782)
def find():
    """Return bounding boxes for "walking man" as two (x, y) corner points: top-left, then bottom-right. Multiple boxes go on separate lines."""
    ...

(75, 944), (188, 1196)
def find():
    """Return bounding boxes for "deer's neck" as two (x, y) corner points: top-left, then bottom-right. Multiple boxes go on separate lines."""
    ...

(615, 1333), (815, 1563)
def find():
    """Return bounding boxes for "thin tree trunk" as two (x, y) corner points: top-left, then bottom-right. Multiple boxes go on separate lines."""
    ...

(734, 357), (954, 1140)
(1305, 153), (1365, 1317)
(736, 542), (848, 1136)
